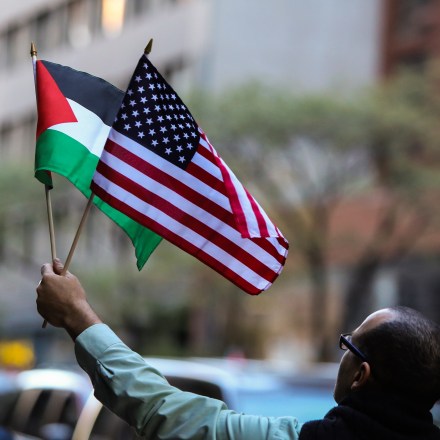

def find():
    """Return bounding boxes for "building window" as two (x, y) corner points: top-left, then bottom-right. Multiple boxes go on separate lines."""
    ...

(67, 0), (100, 47)
(382, 0), (440, 75)
(2, 24), (31, 69)
(33, 7), (69, 53)
(102, 0), (126, 36)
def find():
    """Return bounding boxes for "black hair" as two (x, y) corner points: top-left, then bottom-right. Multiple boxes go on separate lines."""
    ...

(356, 306), (440, 408)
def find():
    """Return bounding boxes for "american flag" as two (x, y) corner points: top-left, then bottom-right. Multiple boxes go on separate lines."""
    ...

(91, 54), (288, 294)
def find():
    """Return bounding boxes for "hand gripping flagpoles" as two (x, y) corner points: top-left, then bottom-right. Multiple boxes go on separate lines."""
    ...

(32, 39), (153, 328)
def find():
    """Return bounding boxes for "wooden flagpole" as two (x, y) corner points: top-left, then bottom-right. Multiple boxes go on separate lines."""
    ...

(31, 42), (57, 261)
(61, 193), (94, 276)
(31, 42), (58, 328)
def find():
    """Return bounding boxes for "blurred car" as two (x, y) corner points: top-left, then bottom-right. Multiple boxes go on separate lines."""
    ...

(0, 368), (92, 440)
(72, 357), (337, 440)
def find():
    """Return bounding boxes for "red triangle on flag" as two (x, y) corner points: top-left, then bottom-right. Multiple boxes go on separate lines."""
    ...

(36, 60), (77, 139)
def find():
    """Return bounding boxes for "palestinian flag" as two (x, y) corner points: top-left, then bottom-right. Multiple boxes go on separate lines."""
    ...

(35, 60), (162, 269)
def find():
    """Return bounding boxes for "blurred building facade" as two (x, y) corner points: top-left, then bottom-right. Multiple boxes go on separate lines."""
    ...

(0, 0), (439, 360)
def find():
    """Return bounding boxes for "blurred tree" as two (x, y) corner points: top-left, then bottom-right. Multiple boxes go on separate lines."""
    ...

(188, 64), (440, 361)
(341, 63), (440, 332)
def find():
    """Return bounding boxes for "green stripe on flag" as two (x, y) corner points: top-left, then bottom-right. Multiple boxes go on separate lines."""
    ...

(35, 129), (162, 269)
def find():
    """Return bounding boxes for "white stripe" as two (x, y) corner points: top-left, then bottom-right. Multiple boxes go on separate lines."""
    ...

(51, 99), (111, 157)
(195, 135), (224, 180)
(93, 171), (272, 291)
(98, 148), (286, 264)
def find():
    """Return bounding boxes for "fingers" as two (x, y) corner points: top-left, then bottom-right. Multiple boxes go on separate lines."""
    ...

(53, 258), (65, 275)
(40, 259), (66, 278)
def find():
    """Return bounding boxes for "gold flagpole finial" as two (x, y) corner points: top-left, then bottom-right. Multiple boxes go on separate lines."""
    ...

(30, 42), (37, 57)
(144, 38), (153, 55)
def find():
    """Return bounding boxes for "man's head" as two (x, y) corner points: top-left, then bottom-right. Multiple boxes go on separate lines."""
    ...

(334, 306), (440, 409)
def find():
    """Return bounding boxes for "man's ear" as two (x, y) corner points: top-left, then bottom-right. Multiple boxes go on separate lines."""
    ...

(351, 362), (371, 390)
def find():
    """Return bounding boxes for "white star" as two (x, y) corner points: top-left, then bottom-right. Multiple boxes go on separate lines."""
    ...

(171, 94), (177, 100)
(157, 116), (164, 123)
(132, 110), (139, 117)
(127, 89), (133, 96)
(174, 134), (180, 141)
(187, 143), (194, 150)
(176, 145), (183, 152)
(191, 132), (198, 138)
(146, 73), (152, 80)
(179, 156), (185, 163)
(152, 140), (158, 147)
(166, 115), (172, 120)
(135, 121), (141, 128)
(121, 113), (128, 120)
(183, 133), (189, 139)
(138, 132), (145, 138)
(146, 118), (153, 125)
(155, 105), (161, 111)
(138, 86), (145, 93)
(140, 97), (147, 104)
(143, 107), (150, 114)
(152, 95), (158, 101)
(163, 137), (170, 144)
(149, 83), (155, 90)
(149, 129), (156, 136)
(165, 148), (172, 155)
(129, 100), (136, 107)
(135, 75), (142, 82)
(160, 126), (167, 133)
(171, 124), (177, 130)
(124, 124), (130, 130)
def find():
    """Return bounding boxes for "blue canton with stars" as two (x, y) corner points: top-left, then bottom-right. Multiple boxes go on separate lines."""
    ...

(113, 55), (199, 169)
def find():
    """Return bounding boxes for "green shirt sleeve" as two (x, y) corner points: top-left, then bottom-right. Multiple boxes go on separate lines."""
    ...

(75, 323), (301, 440)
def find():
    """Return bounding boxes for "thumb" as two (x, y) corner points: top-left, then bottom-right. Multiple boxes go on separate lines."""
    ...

(53, 258), (65, 275)
(40, 262), (55, 277)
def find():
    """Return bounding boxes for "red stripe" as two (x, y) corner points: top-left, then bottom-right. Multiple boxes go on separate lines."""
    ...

(94, 159), (281, 281)
(104, 139), (287, 260)
(244, 186), (270, 237)
(186, 159), (228, 199)
(91, 184), (265, 295)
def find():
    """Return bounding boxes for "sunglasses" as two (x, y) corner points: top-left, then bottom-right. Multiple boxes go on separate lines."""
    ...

(339, 333), (368, 363)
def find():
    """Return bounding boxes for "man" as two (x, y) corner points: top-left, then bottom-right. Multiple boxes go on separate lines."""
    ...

(36, 259), (440, 440)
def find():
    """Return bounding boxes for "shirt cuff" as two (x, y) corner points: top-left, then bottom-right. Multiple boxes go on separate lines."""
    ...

(74, 323), (122, 374)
